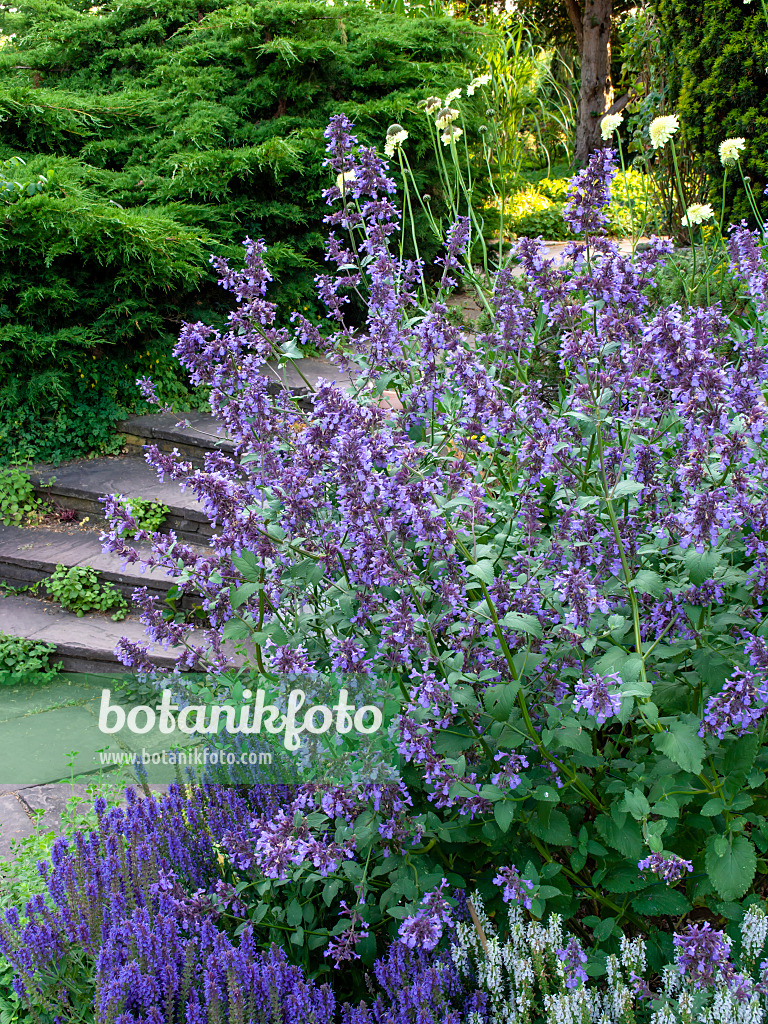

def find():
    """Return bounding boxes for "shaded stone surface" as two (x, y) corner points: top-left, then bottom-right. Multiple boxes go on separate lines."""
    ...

(0, 794), (34, 858)
(0, 523), (184, 599)
(0, 593), (229, 674)
(18, 784), (90, 832)
(30, 456), (205, 519)
(0, 680), (105, 724)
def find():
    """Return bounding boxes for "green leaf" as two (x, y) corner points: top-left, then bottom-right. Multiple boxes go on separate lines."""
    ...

(500, 612), (543, 639)
(527, 809), (574, 847)
(684, 548), (722, 586)
(221, 617), (253, 641)
(286, 899), (304, 927)
(622, 788), (651, 820)
(593, 917), (616, 940)
(554, 724), (593, 755)
(595, 814), (643, 860)
(705, 835), (756, 901)
(231, 552), (262, 584)
(283, 558), (325, 586)
(230, 581), (261, 610)
(631, 888), (691, 916)
(652, 722), (705, 775)
(494, 802), (516, 832)
(466, 560), (495, 587)
(611, 480), (644, 499)
(603, 867), (653, 894)
(691, 649), (732, 688)
(700, 798), (725, 817)
(629, 569), (666, 598)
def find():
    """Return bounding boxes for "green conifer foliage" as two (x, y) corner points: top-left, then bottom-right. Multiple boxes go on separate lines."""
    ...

(653, 0), (768, 227)
(0, 0), (483, 462)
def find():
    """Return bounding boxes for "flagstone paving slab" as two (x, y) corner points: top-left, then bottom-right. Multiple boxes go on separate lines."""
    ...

(0, 593), (219, 674)
(0, 523), (184, 598)
(30, 456), (205, 518)
(0, 679), (103, 724)
(0, 704), (121, 785)
(0, 794), (35, 859)
(17, 784), (91, 831)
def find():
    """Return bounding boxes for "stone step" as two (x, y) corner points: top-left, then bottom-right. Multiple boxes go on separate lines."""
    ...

(118, 358), (353, 463)
(119, 411), (235, 464)
(0, 593), (220, 675)
(30, 455), (212, 544)
(0, 523), (199, 606)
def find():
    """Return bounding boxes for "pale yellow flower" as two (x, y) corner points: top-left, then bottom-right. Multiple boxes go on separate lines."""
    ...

(466, 73), (491, 97)
(435, 107), (459, 130)
(444, 88), (462, 105)
(719, 137), (746, 166)
(441, 125), (463, 146)
(682, 203), (714, 226)
(423, 96), (442, 115)
(336, 170), (356, 193)
(649, 114), (679, 149)
(384, 124), (408, 158)
(600, 113), (623, 140)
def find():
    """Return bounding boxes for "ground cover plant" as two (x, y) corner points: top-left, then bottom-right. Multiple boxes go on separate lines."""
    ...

(40, 565), (128, 621)
(0, 634), (60, 687)
(0, 467), (39, 527)
(113, 498), (170, 539)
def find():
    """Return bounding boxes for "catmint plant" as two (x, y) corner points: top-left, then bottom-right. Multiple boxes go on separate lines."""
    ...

(103, 113), (768, 958)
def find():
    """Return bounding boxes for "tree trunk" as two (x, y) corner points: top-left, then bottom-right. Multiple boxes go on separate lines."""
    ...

(574, 0), (614, 164)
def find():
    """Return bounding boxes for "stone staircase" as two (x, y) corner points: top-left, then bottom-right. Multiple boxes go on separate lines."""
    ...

(0, 357), (351, 676)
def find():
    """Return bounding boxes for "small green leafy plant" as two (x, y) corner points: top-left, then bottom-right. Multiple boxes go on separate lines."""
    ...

(0, 467), (38, 526)
(0, 633), (60, 686)
(43, 566), (128, 621)
(118, 497), (170, 538)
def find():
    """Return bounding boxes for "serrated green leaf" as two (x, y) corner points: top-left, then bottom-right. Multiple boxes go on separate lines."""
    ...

(231, 552), (262, 584)
(528, 809), (574, 847)
(684, 548), (722, 586)
(500, 611), (544, 638)
(700, 798), (725, 817)
(652, 722), (705, 775)
(603, 867), (653, 894)
(286, 899), (303, 927)
(466, 560), (495, 587)
(221, 617), (252, 640)
(705, 835), (756, 901)
(494, 802), (516, 832)
(631, 888), (691, 916)
(611, 480), (644, 499)
(629, 569), (666, 598)
(595, 814), (643, 859)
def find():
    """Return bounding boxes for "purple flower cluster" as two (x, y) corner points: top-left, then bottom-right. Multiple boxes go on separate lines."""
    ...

(699, 666), (768, 739)
(398, 879), (454, 951)
(556, 937), (589, 990)
(572, 672), (622, 726)
(563, 147), (617, 235)
(105, 115), (768, 833)
(342, 939), (487, 1024)
(673, 922), (734, 989)
(637, 853), (693, 884)
(493, 865), (534, 909)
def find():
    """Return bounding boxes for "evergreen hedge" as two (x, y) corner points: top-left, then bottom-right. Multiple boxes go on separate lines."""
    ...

(654, 0), (768, 227)
(0, 0), (484, 462)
